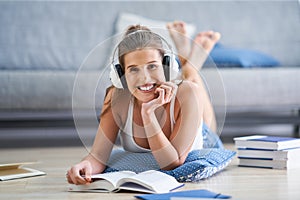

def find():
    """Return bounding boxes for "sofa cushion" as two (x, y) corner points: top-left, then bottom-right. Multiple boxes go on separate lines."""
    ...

(114, 12), (196, 55)
(206, 43), (280, 68)
(0, 1), (114, 70)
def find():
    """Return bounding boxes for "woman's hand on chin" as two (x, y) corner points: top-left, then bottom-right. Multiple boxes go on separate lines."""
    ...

(141, 82), (177, 116)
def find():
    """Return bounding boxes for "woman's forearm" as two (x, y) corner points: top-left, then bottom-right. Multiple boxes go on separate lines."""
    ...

(141, 111), (186, 170)
(82, 153), (107, 174)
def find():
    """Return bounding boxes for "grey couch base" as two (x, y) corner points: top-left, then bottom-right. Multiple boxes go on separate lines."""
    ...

(1, 68), (299, 109)
(1, 68), (300, 148)
(0, 107), (299, 148)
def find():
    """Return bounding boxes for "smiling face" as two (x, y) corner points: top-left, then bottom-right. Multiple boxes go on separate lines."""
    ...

(124, 49), (166, 103)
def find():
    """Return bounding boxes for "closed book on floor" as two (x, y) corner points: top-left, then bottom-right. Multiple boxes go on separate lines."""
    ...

(135, 189), (231, 199)
(0, 162), (45, 181)
(234, 135), (300, 150)
(238, 157), (300, 169)
(237, 147), (300, 160)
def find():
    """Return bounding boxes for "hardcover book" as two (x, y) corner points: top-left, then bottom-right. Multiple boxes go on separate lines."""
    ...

(234, 135), (300, 150)
(237, 147), (300, 160)
(68, 170), (184, 193)
(238, 157), (300, 169)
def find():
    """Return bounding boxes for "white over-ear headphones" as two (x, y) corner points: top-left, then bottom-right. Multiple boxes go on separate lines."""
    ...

(109, 30), (181, 89)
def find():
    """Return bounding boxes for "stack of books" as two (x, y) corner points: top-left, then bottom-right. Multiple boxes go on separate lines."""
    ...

(234, 135), (300, 169)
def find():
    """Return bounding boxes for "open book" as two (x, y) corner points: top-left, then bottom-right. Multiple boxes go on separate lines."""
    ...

(0, 162), (46, 181)
(68, 170), (184, 193)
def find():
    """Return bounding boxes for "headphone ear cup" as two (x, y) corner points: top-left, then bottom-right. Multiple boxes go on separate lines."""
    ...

(162, 55), (171, 81)
(163, 54), (180, 81)
(110, 64), (126, 89)
(170, 54), (180, 80)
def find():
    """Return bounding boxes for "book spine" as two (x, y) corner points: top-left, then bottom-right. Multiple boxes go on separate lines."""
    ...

(237, 149), (287, 160)
(235, 140), (277, 150)
(238, 158), (287, 169)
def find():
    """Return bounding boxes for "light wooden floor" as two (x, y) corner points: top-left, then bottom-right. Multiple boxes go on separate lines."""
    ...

(0, 144), (300, 200)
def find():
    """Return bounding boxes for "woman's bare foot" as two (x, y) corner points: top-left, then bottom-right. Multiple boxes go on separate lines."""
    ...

(167, 21), (191, 62)
(188, 31), (221, 71)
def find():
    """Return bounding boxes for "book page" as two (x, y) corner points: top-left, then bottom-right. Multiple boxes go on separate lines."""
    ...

(117, 170), (183, 193)
(91, 171), (136, 188)
(234, 135), (266, 141)
(69, 171), (137, 192)
(118, 182), (156, 193)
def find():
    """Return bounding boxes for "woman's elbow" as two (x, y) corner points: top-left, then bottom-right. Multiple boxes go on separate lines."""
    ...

(160, 157), (186, 171)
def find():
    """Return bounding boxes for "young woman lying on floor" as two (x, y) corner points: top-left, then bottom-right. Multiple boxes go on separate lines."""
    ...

(67, 21), (221, 185)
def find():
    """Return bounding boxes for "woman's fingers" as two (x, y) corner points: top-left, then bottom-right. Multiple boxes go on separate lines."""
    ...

(142, 82), (178, 114)
(159, 85), (171, 102)
(70, 167), (86, 185)
(67, 162), (92, 185)
(155, 87), (165, 104)
(83, 166), (92, 182)
(159, 82), (178, 102)
(144, 81), (178, 111)
(66, 170), (73, 184)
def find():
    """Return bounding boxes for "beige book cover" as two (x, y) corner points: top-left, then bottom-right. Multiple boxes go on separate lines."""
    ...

(0, 162), (46, 181)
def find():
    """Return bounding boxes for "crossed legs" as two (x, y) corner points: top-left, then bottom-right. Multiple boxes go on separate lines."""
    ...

(167, 21), (221, 133)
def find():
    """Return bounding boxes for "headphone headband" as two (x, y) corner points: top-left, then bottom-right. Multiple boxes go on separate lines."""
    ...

(111, 30), (173, 64)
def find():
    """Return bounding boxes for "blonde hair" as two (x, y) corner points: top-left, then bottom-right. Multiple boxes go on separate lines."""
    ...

(118, 25), (165, 68)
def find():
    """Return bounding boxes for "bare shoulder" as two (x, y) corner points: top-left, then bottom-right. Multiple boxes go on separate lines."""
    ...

(103, 86), (114, 104)
(173, 80), (203, 124)
(176, 80), (200, 100)
(101, 87), (130, 116)
(103, 87), (130, 105)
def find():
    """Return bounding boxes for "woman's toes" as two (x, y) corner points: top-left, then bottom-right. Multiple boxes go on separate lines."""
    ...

(193, 31), (220, 53)
(166, 22), (173, 29)
(212, 32), (221, 42)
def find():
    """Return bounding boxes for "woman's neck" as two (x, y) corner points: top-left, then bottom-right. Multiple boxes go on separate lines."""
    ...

(134, 98), (143, 110)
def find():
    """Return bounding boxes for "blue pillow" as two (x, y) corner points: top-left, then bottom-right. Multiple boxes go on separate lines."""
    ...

(104, 124), (236, 182)
(161, 148), (236, 182)
(206, 43), (280, 68)
(104, 148), (236, 182)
